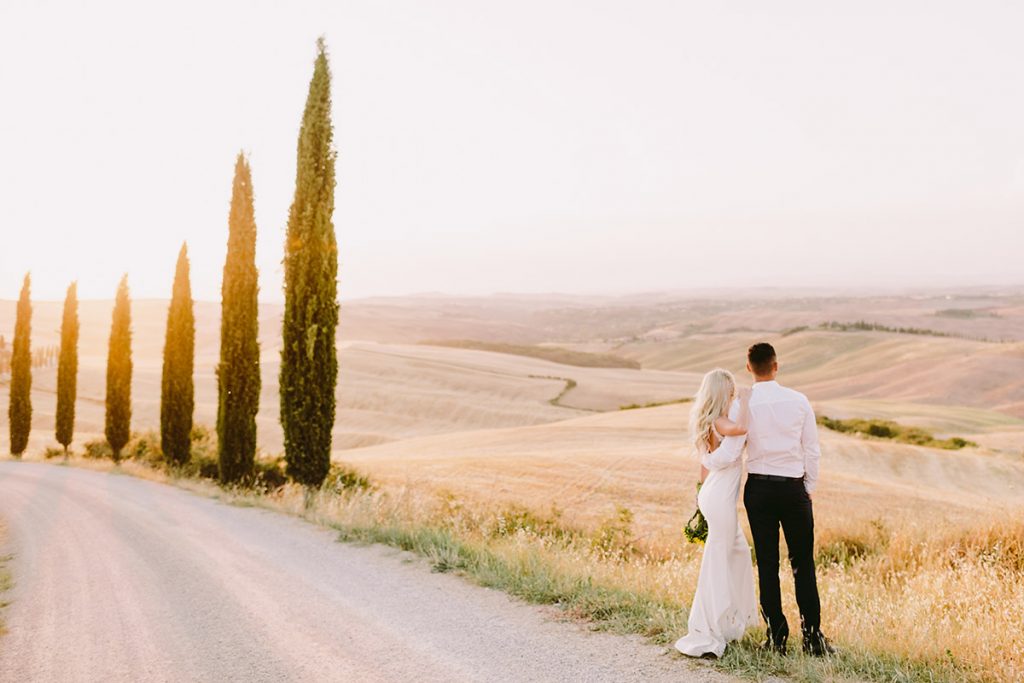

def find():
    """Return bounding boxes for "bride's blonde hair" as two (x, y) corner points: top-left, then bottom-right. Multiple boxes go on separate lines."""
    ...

(689, 368), (737, 454)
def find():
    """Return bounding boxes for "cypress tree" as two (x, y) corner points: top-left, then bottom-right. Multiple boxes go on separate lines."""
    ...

(217, 153), (260, 484)
(55, 281), (79, 456)
(160, 243), (195, 466)
(280, 38), (339, 490)
(8, 273), (32, 457)
(105, 275), (132, 462)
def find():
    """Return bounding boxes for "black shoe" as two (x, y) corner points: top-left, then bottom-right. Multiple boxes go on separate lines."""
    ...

(802, 628), (835, 657)
(760, 631), (788, 655)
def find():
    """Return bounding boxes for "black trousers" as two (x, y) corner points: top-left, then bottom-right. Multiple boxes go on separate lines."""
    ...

(743, 477), (821, 640)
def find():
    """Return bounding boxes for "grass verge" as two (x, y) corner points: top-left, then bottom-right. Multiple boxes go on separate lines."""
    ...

(0, 523), (12, 636)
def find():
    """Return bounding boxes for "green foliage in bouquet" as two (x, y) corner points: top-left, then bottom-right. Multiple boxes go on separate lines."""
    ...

(684, 482), (708, 544)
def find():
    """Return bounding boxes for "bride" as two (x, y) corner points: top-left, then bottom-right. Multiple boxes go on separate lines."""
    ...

(675, 369), (758, 658)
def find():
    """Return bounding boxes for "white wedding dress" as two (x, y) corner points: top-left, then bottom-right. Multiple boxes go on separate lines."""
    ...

(675, 425), (758, 658)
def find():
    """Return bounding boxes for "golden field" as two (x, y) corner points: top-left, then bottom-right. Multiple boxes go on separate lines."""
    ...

(2, 289), (1023, 681)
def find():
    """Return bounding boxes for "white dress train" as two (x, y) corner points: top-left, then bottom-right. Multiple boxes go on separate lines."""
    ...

(675, 429), (758, 658)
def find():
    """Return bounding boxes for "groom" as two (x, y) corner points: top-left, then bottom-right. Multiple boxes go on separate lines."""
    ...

(705, 342), (833, 656)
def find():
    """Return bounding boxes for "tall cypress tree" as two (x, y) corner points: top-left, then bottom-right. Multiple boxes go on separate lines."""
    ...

(8, 273), (32, 457)
(217, 153), (260, 484)
(55, 281), (79, 456)
(105, 275), (132, 462)
(161, 243), (195, 466)
(280, 38), (339, 490)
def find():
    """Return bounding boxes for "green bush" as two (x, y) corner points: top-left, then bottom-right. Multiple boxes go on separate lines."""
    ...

(322, 463), (374, 494)
(189, 425), (216, 459)
(125, 430), (163, 466)
(867, 422), (895, 439)
(179, 451), (220, 480)
(252, 456), (288, 491)
(817, 416), (978, 450)
(83, 439), (112, 459)
(44, 446), (65, 460)
(817, 536), (875, 568)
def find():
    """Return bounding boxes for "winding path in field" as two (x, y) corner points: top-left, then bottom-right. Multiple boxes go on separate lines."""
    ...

(0, 462), (728, 683)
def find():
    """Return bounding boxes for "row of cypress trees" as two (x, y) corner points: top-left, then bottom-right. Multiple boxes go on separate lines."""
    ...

(6, 274), (135, 462)
(7, 277), (87, 459)
(6, 39), (339, 490)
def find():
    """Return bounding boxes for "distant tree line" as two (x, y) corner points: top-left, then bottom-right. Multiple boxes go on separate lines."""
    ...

(0, 336), (57, 375)
(779, 320), (1008, 343)
(819, 320), (955, 337)
(4, 39), (340, 492)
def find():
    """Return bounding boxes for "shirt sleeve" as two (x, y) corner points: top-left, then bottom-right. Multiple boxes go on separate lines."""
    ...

(703, 400), (746, 470)
(801, 398), (822, 494)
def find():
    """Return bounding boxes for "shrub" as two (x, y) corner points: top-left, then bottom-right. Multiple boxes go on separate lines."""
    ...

(83, 439), (112, 459)
(816, 529), (883, 568)
(44, 446), (65, 460)
(189, 424), (217, 461)
(867, 422), (895, 439)
(817, 416), (977, 450)
(252, 456), (288, 491)
(125, 430), (163, 467)
(322, 463), (374, 494)
(181, 452), (220, 480)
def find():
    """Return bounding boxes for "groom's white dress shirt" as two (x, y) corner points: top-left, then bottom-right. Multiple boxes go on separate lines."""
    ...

(703, 380), (822, 494)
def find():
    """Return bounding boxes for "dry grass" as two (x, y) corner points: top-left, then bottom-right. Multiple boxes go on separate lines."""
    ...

(251, 479), (1024, 683)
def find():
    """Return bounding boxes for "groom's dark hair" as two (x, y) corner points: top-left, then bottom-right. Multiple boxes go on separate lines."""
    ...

(748, 342), (777, 376)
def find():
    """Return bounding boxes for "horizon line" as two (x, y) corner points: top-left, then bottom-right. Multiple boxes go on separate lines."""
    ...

(1, 282), (1023, 305)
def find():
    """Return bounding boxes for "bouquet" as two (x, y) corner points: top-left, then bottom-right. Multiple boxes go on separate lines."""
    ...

(684, 482), (708, 544)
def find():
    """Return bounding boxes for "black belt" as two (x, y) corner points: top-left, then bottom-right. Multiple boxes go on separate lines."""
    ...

(747, 473), (804, 483)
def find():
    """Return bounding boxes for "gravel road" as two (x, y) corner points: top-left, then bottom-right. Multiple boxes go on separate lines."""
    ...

(0, 461), (730, 682)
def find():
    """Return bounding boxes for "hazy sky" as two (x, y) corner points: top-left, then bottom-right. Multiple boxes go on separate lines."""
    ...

(1, 1), (1022, 301)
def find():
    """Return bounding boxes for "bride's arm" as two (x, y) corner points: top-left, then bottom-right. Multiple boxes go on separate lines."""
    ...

(703, 400), (747, 470)
(713, 387), (751, 436)
(704, 434), (745, 470)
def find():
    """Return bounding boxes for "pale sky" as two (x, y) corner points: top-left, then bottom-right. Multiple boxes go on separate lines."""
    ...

(1, 1), (1022, 302)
